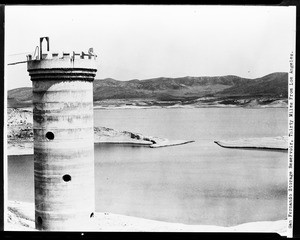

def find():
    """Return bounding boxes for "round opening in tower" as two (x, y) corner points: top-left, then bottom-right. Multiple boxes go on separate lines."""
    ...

(62, 174), (72, 182)
(37, 216), (43, 226)
(45, 131), (55, 140)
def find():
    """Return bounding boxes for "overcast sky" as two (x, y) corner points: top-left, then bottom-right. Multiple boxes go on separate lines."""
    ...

(5, 5), (296, 90)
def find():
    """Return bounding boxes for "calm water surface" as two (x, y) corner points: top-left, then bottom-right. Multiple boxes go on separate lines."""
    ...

(8, 108), (288, 227)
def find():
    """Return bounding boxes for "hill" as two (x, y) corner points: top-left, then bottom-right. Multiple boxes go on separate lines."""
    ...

(7, 72), (288, 108)
(217, 72), (287, 98)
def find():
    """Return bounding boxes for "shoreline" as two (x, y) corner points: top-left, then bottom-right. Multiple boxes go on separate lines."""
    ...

(7, 108), (195, 156)
(214, 136), (288, 151)
(214, 142), (288, 152)
(6, 200), (287, 235)
(9, 104), (288, 112)
(7, 140), (195, 156)
(94, 105), (288, 110)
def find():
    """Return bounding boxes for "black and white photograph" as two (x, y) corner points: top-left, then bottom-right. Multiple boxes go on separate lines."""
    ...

(4, 4), (296, 237)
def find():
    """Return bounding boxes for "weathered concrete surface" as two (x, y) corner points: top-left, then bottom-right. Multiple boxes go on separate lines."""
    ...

(27, 56), (97, 72)
(27, 55), (97, 230)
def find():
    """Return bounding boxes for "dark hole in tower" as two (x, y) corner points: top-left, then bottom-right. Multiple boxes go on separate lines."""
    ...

(63, 174), (71, 182)
(45, 131), (54, 140)
(90, 212), (94, 218)
(37, 216), (43, 226)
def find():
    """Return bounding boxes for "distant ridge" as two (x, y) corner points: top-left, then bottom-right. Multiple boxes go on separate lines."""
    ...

(7, 72), (288, 108)
(93, 72), (287, 101)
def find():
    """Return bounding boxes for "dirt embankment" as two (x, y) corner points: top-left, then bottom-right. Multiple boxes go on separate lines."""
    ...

(214, 136), (288, 151)
(7, 108), (33, 142)
(7, 108), (194, 155)
(6, 200), (287, 234)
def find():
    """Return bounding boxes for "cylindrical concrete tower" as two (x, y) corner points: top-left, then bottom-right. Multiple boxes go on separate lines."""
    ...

(27, 40), (97, 230)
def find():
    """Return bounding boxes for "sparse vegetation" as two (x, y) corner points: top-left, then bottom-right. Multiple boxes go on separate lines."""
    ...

(8, 72), (288, 108)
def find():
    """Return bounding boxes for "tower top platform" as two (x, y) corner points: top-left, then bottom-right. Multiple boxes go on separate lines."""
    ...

(27, 51), (97, 71)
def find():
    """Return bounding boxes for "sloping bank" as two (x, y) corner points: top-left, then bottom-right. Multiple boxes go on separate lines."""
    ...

(7, 108), (194, 155)
(6, 201), (287, 235)
(214, 136), (288, 151)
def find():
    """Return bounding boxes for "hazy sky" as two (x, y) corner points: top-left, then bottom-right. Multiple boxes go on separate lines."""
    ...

(5, 5), (296, 90)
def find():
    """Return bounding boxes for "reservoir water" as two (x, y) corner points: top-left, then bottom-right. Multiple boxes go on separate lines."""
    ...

(8, 107), (288, 227)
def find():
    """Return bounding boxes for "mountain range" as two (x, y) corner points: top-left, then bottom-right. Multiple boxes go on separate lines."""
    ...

(7, 72), (288, 108)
